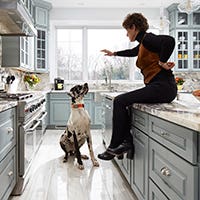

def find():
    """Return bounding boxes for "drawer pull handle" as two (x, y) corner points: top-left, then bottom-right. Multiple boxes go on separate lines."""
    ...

(161, 131), (168, 137)
(7, 127), (13, 134)
(8, 171), (13, 177)
(160, 167), (171, 176)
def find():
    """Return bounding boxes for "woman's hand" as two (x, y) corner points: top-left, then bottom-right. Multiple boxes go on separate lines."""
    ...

(101, 49), (115, 56)
(159, 61), (175, 70)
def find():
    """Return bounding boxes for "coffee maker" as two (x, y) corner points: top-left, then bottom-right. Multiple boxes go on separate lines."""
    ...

(54, 78), (64, 90)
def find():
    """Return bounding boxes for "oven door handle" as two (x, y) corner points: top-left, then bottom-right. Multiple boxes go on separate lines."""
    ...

(38, 111), (47, 121)
(26, 121), (41, 132)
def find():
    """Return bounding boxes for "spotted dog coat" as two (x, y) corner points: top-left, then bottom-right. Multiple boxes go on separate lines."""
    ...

(60, 83), (99, 170)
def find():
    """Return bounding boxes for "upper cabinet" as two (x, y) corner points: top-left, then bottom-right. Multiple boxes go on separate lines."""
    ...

(2, 36), (35, 71)
(33, 0), (52, 73)
(167, 4), (200, 71)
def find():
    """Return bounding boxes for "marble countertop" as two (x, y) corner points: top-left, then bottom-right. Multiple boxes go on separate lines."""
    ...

(101, 92), (200, 132)
(0, 100), (18, 112)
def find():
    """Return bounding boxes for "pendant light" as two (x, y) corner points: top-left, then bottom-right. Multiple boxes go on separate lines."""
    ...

(178, 0), (200, 14)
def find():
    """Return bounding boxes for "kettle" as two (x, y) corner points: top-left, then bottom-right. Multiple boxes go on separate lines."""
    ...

(54, 78), (64, 90)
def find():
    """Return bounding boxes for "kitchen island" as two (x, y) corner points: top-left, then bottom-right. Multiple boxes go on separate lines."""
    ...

(101, 92), (200, 200)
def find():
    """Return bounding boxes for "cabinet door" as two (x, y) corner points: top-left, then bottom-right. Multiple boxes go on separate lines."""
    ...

(131, 127), (149, 200)
(176, 30), (190, 70)
(192, 11), (200, 27)
(0, 148), (16, 200)
(149, 179), (169, 200)
(84, 100), (93, 124)
(0, 108), (16, 161)
(149, 139), (198, 200)
(176, 12), (189, 27)
(35, 28), (48, 72)
(102, 97), (113, 147)
(49, 101), (70, 126)
(35, 7), (48, 27)
(94, 103), (102, 126)
(192, 30), (200, 70)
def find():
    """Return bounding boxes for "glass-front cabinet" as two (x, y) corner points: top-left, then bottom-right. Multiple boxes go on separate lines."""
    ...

(192, 31), (200, 69)
(35, 29), (47, 71)
(33, 0), (52, 72)
(167, 4), (200, 71)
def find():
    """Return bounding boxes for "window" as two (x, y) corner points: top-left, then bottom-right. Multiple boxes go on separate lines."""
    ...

(56, 27), (131, 82)
(57, 29), (82, 80)
(56, 27), (159, 82)
(87, 29), (129, 80)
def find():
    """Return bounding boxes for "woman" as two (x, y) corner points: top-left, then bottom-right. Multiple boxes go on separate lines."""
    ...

(98, 13), (177, 160)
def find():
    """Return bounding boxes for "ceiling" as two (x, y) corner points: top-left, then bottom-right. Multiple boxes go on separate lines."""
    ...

(45, 0), (180, 9)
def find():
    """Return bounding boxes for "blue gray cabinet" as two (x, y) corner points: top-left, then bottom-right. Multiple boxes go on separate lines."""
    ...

(34, 0), (51, 28)
(0, 107), (16, 200)
(101, 103), (200, 200)
(34, 0), (52, 72)
(149, 179), (168, 200)
(2, 36), (34, 70)
(131, 110), (149, 200)
(102, 96), (112, 146)
(167, 4), (200, 71)
(149, 139), (198, 200)
(48, 92), (101, 128)
(49, 93), (70, 126)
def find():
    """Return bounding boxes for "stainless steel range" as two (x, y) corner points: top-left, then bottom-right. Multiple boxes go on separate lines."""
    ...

(0, 92), (47, 195)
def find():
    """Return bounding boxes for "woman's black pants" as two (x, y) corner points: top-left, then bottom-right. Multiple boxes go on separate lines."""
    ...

(108, 70), (177, 148)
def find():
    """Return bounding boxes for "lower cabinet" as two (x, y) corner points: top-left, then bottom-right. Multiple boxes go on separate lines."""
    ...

(115, 157), (131, 184)
(0, 148), (16, 200)
(149, 139), (198, 200)
(102, 106), (200, 200)
(0, 108), (16, 200)
(149, 179), (169, 200)
(131, 127), (149, 200)
(49, 100), (69, 126)
(48, 92), (102, 128)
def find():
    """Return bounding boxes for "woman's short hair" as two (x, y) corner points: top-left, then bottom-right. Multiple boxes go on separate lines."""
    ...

(122, 13), (149, 32)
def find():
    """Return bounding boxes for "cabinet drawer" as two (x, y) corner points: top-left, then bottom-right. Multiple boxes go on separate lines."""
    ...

(0, 148), (16, 200)
(149, 115), (197, 164)
(0, 109), (15, 161)
(149, 179), (168, 200)
(132, 109), (149, 134)
(149, 139), (198, 200)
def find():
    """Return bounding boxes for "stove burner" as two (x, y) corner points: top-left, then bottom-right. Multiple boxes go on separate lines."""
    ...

(0, 93), (33, 100)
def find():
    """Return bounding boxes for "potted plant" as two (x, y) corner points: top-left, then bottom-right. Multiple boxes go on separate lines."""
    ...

(24, 74), (40, 90)
(175, 77), (185, 90)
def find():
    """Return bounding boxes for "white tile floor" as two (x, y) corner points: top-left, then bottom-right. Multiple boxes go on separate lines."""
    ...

(10, 130), (137, 200)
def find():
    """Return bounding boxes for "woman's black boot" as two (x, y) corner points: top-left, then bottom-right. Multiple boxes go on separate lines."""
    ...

(108, 140), (133, 156)
(98, 150), (115, 160)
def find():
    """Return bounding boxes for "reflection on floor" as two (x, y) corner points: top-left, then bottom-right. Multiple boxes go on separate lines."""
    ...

(10, 130), (137, 200)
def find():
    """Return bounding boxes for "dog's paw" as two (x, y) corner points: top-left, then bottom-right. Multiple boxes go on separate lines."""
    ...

(81, 154), (89, 160)
(77, 164), (84, 170)
(92, 159), (99, 167)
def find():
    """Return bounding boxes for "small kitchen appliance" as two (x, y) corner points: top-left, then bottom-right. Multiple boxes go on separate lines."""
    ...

(54, 77), (64, 90)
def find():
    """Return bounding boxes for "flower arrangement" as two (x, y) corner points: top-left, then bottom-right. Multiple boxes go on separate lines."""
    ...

(175, 77), (184, 85)
(24, 74), (40, 88)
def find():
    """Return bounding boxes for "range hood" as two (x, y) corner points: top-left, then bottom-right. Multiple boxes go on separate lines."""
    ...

(0, 0), (37, 36)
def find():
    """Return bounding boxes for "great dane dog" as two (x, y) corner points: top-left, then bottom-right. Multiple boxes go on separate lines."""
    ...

(60, 83), (99, 170)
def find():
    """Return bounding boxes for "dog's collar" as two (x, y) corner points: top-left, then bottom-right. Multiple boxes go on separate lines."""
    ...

(71, 104), (84, 109)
